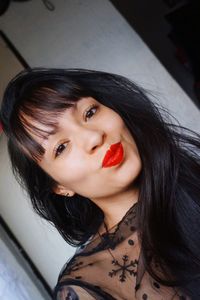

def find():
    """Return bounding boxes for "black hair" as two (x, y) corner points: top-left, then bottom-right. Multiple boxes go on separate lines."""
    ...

(1, 67), (200, 298)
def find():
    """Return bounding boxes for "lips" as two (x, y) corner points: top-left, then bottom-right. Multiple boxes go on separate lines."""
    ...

(102, 142), (124, 168)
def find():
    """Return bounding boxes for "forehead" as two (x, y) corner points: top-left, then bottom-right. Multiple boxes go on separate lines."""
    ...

(20, 96), (98, 143)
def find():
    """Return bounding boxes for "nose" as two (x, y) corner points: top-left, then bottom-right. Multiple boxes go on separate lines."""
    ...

(76, 126), (105, 154)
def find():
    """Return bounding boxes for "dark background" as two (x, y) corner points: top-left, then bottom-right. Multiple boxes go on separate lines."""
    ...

(110, 0), (200, 109)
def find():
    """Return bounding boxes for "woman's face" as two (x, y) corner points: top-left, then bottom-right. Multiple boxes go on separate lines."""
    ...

(30, 97), (142, 202)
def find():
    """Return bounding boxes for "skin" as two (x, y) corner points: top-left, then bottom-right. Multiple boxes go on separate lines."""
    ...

(24, 96), (142, 229)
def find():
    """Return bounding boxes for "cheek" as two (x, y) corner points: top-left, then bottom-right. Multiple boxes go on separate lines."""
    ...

(56, 159), (86, 185)
(103, 110), (125, 133)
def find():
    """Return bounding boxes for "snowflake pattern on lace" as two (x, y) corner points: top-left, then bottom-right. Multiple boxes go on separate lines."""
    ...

(108, 255), (138, 282)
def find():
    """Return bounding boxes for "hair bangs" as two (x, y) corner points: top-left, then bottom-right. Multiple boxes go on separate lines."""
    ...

(10, 85), (82, 161)
(11, 111), (56, 162)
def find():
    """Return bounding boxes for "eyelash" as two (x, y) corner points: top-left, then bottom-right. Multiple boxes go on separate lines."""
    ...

(54, 104), (98, 158)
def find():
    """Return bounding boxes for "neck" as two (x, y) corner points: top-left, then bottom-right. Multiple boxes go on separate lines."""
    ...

(92, 187), (139, 231)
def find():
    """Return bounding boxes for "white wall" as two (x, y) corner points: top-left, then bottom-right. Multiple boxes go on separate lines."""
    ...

(0, 0), (200, 289)
(0, 134), (75, 290)
(0, 231), (49, 300)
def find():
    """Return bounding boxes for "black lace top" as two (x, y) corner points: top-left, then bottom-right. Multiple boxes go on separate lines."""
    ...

(53, 202), (188, 300)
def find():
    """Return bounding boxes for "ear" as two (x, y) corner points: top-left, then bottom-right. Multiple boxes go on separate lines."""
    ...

(52, 184), (75, 197)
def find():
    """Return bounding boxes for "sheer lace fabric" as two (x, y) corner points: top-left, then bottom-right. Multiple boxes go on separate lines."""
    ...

(53, 203), (188, 300)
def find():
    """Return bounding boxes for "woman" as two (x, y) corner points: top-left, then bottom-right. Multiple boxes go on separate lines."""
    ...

(1, 68), (200, 299)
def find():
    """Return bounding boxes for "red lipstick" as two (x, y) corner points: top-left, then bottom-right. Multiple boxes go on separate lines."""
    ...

(102, 142), (124, 168)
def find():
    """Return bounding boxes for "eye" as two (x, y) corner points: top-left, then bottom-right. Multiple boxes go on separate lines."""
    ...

(53, 104), (98, 158)
(84, 104), (98, 121)
(54, 142), (68, 158)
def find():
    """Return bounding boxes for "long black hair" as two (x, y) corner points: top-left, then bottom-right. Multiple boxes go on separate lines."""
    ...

(1, 68), (200, 298)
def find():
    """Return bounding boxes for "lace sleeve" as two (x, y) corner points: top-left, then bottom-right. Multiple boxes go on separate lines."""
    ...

(55, 285), (96, 300)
